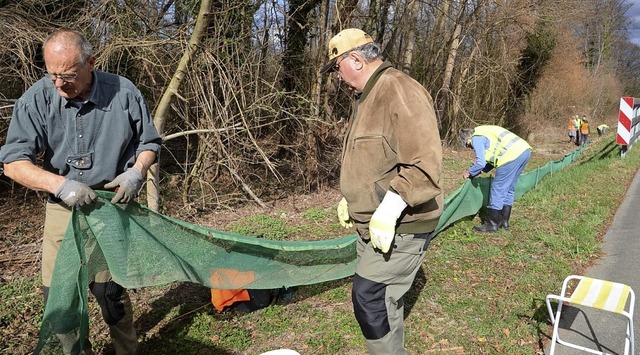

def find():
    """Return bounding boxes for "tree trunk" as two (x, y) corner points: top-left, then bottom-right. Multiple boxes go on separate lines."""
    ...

(147, 0), (212, 211)
(400, 0), (419, 73)
(438, 22), (462, 136)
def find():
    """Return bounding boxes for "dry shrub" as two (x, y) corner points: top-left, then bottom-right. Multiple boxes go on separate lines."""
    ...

(522, 29), (623, 142)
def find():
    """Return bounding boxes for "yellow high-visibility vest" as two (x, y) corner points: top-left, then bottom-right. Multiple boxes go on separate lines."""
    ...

(573, 118), (582, 129)
(473, 125), (531, 167)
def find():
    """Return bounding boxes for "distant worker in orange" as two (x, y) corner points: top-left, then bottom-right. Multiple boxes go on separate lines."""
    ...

(580, 116), (590, 146)
(567, 115), (577, 144)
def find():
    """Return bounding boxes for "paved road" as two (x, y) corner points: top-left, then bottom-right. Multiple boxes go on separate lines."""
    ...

(544, 169), (640, 354)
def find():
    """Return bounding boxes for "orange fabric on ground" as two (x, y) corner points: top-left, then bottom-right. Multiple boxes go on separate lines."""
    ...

(209, 268), (256, 311)
(210, 289), (251, 311)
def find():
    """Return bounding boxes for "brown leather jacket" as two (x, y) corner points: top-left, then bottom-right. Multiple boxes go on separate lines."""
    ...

(340, 62), (444, 235)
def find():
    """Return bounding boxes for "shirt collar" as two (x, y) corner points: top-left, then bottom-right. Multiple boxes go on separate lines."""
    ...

(64, 71), (101, 108)
(85, 71), (99, 104)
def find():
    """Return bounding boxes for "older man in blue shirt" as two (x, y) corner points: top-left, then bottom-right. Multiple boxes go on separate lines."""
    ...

(0, 29), (161, 354)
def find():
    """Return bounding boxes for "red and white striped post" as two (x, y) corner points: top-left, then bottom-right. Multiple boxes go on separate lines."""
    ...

(617, 97), (640, 158)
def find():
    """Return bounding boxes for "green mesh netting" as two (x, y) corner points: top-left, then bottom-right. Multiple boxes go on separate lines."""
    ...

(34, 145), (586, 354)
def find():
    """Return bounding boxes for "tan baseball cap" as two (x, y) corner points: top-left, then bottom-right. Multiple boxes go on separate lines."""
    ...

(320, 28), (373, 74)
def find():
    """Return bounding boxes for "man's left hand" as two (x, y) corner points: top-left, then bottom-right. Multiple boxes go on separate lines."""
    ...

(104, 167), (144, 204)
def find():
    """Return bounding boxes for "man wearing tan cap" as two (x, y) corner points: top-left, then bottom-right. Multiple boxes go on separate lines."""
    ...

(323, 28), (443, 354)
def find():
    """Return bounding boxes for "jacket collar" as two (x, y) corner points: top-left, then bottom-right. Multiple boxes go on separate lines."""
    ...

(357, 61), (393, 102)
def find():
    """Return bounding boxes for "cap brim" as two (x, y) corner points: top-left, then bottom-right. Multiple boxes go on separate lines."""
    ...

(320, 58), (337, 74)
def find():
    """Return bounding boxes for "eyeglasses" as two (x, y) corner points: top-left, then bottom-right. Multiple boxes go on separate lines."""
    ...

(333, 55), (348, 72)
(44, 71), (79, 82)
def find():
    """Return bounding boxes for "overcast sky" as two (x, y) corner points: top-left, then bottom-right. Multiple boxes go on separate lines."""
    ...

(628, 0), (640, 45)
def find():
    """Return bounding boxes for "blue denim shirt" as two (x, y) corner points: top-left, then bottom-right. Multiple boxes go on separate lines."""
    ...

(0, 71), (161, 188)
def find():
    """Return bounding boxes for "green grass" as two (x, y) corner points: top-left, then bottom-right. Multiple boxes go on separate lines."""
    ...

(1, 136), (638, 354)
(227, 214), (300, 240)
(226, 206), (345, 241)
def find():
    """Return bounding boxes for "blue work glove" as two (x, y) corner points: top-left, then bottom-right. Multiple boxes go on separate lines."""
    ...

(104, 167), (144, 204)
(337, 197), (354, 228)
(55, 179), (97, 207)
(369, 191), (407, 253)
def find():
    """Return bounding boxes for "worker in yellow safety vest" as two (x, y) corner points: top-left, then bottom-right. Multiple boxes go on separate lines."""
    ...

(597, 124), (609, 136)
(573, 115), (583, 146)
(459, 125), (532, 233)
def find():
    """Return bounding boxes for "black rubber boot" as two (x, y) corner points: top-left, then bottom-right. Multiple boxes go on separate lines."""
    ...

(473, 208), (501, 233)
(500, 205), (512, 230)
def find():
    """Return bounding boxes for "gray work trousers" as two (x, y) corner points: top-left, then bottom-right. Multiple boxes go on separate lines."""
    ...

(352, 231), (432, 355)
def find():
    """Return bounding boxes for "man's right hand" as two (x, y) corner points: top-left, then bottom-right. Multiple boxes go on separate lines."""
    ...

(55, 179), (97, 207)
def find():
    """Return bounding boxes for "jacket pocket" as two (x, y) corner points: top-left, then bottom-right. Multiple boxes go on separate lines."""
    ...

(342, 135), (396, 216)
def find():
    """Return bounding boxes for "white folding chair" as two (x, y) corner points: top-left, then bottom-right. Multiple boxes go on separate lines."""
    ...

(546, 275), (635, 354)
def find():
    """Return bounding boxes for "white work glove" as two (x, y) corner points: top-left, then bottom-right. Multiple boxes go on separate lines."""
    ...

(55, 179), (97, 207)
(369, 190), (407, 253)
(104, 167), (144, 204)
(337, 197), (354, 228)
